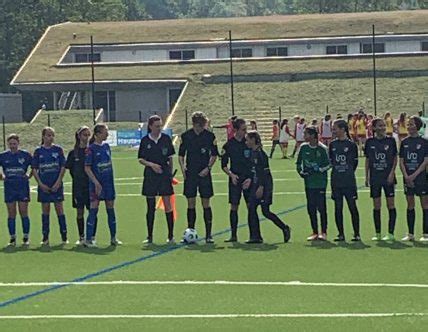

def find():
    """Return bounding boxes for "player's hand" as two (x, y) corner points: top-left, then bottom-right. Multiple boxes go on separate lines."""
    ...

(150, 163), (163, 174)
(405, 175), (415, 188)
(95, 182), (103, 197)
(39, 183), (51, 193)
(51, 181), (61, 192)
(242, 178), (251, 190)
(387, 173), (395, 185)
(299, 171), (308, 179)
(229, 172), (239, 186)
(256, 186), (264, 199)
(198, 167), (209, 177)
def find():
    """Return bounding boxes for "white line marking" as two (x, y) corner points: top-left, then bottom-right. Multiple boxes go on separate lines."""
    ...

(1, 280), (428, 288)
(0, 313), (426, 319)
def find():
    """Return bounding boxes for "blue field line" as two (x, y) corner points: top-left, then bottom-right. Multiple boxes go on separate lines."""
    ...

(0, 204), (305, 309)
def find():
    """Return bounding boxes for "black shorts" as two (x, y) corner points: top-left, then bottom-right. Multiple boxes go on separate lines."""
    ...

(184, 172), (213, 199)
(249, 184), (273, 206)
(72, 184), (90, 209)
(229, 179), (250, 205)
(403, 181), (428, 197)
(370, 182), (395, 199)
(331, 186), (358, 201)
(142, 173), (174, 197)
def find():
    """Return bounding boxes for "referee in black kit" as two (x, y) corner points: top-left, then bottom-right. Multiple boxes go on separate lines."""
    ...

(221, 117), (252, 242)
(138, 115), (176, 244)
(179, 111), (219, 243)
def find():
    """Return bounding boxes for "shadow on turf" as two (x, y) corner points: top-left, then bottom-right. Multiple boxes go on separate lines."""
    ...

(375, 241), (413, 250)
(304, 240), (371, 250)
(227, 242), (279, 251)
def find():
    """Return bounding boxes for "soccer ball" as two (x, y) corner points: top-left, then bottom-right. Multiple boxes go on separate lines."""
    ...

(183, 228), (198, 244)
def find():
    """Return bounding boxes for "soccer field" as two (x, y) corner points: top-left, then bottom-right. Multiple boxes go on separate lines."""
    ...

(0, 149), (427, 331)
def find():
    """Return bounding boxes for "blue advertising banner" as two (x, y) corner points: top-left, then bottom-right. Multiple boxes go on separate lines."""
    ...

(116, 129), (173, 146)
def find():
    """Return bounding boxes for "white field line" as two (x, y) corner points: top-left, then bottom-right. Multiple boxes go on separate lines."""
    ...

(0, 313), (426, 319)
(1, 280), (428, 288)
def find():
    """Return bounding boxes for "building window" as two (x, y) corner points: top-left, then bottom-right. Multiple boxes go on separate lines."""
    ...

(361, 43), (385, 53)
(266, 47), (288, 57)
(231, 48), (253, 58)
(74, 53), (101, 63)
(169, 50), (195, 60)
(422, 42), (428, 51)
(326, 45), (348, 55)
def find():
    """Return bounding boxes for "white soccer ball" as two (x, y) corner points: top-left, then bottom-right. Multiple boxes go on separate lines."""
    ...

(183, 228), (198, 244)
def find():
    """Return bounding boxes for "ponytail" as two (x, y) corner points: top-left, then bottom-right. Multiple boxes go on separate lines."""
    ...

(90, 123), (107, 144)
(333, 119), (350, 139)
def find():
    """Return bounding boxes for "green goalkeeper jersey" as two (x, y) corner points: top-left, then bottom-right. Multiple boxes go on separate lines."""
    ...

(296, 142), (330, 189)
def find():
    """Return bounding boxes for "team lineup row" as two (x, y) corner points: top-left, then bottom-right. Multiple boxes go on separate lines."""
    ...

(0, 112), (427, 247)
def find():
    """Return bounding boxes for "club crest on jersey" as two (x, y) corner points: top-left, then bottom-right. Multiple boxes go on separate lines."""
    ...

(416, 144), (421, 150)
(52, 152), (59, 159)
(344, 147), (349, 152)
(244, 149), (251, 158)
(147, 144), (151, 150)
(201, 148), (207, 154)
(18, 158), (25, 165)
(384, 145), (389, 151)
(162, 148), (168, 156)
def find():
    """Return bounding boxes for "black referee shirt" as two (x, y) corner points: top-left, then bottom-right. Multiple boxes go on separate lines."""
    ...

(178, 129), (219, 175)
(329, 138), (358, 188)
(65, 148), (89, 191)
(138, 133), (175, 177)
(221, 137), (252, 178)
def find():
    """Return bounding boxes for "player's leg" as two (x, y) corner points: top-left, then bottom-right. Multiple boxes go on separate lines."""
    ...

(184, 174), (197, 229)
(260, 203), (290, 243)
(419, 195), (428, 242)
(225, 181), (241, 242)
(333, 190), (345, 241)
(75, 207), (85, 245)
(6, 202), (17, 246)
(201, 197), (213, 243)
(383, 185), (396, 241)
(305, 188), (319, 240)
(106, 199), (121, 245)
(144, 196), (156, 243)
(161, 195), (174, 243)
(54, 201), (68, 244)
(41, 203), (50, 245)
(344, 190), (360, 241)
(371, 184), (382, 240)
(85, 199), (100, 246)
(402, 193), (415, 241)
(246, 198), (262, 243)
(317, 189), (328, 240)
(18, 201), (30, 245)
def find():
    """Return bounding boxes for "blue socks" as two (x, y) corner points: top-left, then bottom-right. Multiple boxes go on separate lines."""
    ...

(107, 208), (116, 239)
(21, 216), (30, 236)
(42, 214), (50, 239)
(86, 208), (99, 242)
(7, 218), (16, 238)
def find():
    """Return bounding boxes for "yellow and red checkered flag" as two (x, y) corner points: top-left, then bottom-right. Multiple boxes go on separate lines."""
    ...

(156, 173), (179, 222)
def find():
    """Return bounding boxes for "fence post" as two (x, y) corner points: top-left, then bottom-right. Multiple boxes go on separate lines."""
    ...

(2, 116), (5, 150)
(278, 106), (282, 122)
(423, 102), (426, 117)
(326, 105), (329, 114)
(185, 108), (188, 131)
(139, 111), (142, 123)
(47, 114), (51, 127)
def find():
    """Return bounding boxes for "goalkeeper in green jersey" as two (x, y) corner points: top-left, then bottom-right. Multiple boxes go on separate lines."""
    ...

(296, 126), (331, 241)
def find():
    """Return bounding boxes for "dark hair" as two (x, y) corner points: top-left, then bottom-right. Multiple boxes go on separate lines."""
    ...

(74, 126), (90, 158)
(7, 133), (19, 142)
(232, 117), (246, 130)
(333, 119), (350, 139)
(246, 130), (262, 147)
(191, 111), (208, 126)
(41, 127), (55, 145)
(398, 112), (406, 124)
(90, 123), (108, 144)
(324, 114), (331, 121)
(229, 115), (238, 122)
(273, 120), (279, 125)
(372, 118), (384, 129)
(410, 115), (423, 131)
(250, 120), (258, 130)
(280, 119), (288, 129)
(147, 115), (161, 133)
(304, 126), (318, 140)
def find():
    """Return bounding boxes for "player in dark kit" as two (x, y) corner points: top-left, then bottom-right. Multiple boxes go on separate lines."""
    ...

(0, 134), (32, 246)
(221, 118), (252, 242)
(32, 127), (68, 246)
(399, 116), (428, 242)
(65, 126), (97, 246)
(329, 120), (360, 242)
(245, 131), (290, 243)
(364, 118), (398, 241)
(138, 115), (176, 244)
(85, 124), (121, 247)
(179, 112), (218, 243)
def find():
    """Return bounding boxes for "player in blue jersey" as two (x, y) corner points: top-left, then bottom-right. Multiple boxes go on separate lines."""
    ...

(66, 126), (98, 245)
(84, 124), (121, 247)
(0, 134), (32, 246)
(399, 116), (428, 242)
(31, 127), (68, 246)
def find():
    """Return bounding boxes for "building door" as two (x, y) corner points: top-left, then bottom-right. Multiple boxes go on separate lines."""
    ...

(168, 88), (182, 111)
(94, 91), (116, 122)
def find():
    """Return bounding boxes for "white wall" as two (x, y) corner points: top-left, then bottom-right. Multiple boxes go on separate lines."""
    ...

(288, 43), (325, 56)
(195, 48), (217, 59)
(115, 88), (168, 121)
(385, 40), (421, 53)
